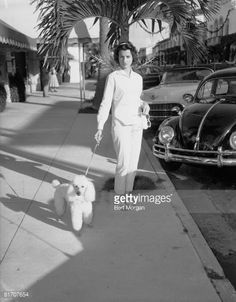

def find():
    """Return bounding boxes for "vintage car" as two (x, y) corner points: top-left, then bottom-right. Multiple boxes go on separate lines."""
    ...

(152, 67), (236, 170)
(142, 66), (213, 124)
(142, 72), (161, 90)
(138, 65), (161, 90)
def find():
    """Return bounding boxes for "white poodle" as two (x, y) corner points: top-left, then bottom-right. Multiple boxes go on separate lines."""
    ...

(52, 175), (96, 232)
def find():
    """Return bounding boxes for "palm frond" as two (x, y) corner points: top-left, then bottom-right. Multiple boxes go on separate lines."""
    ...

(130, 1), (163, 23)
(180, 22), (208, 61)
(32, 0), (219, 66)
(64, 0), (124, 25)
(189, 0), (221, 20)
(106, 22), (121, 47)
(127, 0), (151, 11)
(32, 0), (71, 67)
(157, 0), (219, 61)
(93, 17), (100, 26)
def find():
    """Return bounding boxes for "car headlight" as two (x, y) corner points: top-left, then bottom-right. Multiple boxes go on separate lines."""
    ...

(229, 131), (236, 150)
(183, 93), (193, 103)
(158, 126), (175, 145)
(171, 106), (183, 115)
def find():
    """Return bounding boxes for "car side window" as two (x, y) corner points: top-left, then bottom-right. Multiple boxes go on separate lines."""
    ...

(197, 80), (214, 100)
(215, 79), (228, 95)
(228, 80), (236, 94)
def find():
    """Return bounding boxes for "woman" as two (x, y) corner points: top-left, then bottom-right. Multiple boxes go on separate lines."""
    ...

(95, 42), (150, 195)
(49, 67), (59, 92)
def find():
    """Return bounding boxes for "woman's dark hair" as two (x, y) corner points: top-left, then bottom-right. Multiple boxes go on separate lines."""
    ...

(114, 41), (138, 64)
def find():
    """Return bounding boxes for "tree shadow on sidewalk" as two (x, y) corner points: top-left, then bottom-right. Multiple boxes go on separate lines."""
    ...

(0, 146), (116, 205)
(0, 153), (69, 185)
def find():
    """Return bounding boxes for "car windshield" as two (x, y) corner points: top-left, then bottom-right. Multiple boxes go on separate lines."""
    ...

(161, 68), (212, 84)
(138, 65), (160, 75)
(196, 78), (236, 103)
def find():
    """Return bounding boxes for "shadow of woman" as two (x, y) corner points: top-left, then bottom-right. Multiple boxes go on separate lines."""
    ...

(102, 175), (163, 191)
(1, 193), (73, 232)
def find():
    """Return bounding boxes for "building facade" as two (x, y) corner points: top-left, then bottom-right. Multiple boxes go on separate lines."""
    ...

(0, 19), (39, 103)
(207, 0), (236, 62)
(152, 34), (186, 66)
(148, 0), (236, 66)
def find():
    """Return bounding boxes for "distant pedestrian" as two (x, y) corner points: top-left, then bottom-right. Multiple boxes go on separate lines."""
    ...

(41, 67), (49, 97)
(49, 67), (59, 92)
(94, 41), (150, 195)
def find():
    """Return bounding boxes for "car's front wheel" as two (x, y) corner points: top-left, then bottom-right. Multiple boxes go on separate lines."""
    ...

(159, 159), (182, 171)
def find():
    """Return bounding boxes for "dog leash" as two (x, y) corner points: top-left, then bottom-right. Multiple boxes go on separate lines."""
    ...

(85, 142), (100, 176)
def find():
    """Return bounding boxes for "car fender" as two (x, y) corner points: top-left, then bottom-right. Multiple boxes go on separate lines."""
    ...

(156, 116), (180, 137)
(219, 123), (236, 148)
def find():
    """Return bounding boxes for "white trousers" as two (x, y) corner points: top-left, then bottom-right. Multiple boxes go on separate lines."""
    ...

(111, 120), (143, 194)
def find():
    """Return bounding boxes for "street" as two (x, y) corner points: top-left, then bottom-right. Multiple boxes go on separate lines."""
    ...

(144, 127), (236, 290)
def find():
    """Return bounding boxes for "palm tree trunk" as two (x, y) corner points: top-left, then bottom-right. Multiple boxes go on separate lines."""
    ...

(92, 17), (111, 110)
(92, 19), (130, 109)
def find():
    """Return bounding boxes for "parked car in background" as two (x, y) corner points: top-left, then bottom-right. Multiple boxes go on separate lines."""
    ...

(153, 67), (236, 171)
(137, 65), (161, 90)
(142, 72), (161, 90)
(142, 66), (213, 124)
(0, 82), (7, 112)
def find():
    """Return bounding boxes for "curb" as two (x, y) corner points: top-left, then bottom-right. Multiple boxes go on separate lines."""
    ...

(142, 138), (236, 302)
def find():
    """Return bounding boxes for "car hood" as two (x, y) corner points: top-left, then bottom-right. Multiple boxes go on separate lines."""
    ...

(180, 100), (236, 149)
(142, 82), (199, 104)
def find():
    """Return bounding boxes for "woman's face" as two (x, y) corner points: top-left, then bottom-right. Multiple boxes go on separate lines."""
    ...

(118, 49), (133, 70)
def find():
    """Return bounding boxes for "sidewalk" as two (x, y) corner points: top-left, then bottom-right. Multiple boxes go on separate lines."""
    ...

(0, 83), (235, 302)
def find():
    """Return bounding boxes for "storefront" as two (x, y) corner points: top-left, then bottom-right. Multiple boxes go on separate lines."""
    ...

(0, 19), (39, 103)
(221, 32), (236, 61)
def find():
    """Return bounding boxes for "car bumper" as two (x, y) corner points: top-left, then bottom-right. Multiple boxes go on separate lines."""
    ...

(153, 143), (236, 167)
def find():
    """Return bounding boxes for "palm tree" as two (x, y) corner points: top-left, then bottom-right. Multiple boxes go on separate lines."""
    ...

(92, 17), (111, 109)
(33, 0), (220, 107)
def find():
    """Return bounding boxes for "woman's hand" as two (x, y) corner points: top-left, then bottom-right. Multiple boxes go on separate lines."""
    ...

(142, 102), (150, 115)
(94, 129), (103, 144)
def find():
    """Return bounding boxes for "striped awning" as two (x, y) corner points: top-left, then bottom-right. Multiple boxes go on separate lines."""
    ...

(0, 19), (37, 51)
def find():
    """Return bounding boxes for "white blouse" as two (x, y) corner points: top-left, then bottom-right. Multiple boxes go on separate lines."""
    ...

(97, 69), (144, 130)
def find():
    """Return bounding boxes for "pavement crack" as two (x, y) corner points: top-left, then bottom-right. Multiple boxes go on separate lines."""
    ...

(1, 174), (19, 197)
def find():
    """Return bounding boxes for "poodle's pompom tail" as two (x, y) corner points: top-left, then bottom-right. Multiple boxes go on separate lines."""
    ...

(52, 179), (60, 188)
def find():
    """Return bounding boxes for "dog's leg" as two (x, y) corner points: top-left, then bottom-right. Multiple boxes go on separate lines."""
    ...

(82, 202), (93, 225)
(54, 192), (66, 217)
(70, 203), (83, 232)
